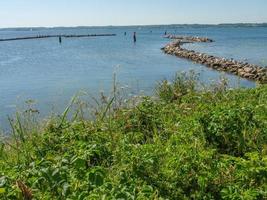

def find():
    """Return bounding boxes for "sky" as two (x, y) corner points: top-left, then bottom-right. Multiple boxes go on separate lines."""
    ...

(0, 0), (267, 28)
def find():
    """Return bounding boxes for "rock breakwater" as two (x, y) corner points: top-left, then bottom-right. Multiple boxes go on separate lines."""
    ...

(164, 35), (214, 43)
(162, 36), (267, 83)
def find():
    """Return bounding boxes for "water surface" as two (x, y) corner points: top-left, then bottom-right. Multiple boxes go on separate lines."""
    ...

(1, 25), (266, 130)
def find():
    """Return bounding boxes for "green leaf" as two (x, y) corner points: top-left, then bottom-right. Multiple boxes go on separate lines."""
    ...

(88, 169), (105, 187)
(62, 182), (70, 197)
(0, 188), (5, 194)
(142, 185), (153, 194)
(72, 157), (87, 169)
(0, 177), (6, 187)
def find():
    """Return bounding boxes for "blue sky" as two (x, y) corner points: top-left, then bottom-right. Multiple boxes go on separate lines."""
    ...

(0, 0), (266, 28)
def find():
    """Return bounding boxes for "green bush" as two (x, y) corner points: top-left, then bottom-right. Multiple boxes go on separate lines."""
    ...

(199, 104), (267, 156)
(0, 73), (266, 199)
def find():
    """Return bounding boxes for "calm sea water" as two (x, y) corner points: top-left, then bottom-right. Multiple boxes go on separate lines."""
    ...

(0, 25), (267, 130)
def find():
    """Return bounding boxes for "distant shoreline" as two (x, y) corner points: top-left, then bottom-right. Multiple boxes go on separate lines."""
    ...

(1, 23), (267, 30)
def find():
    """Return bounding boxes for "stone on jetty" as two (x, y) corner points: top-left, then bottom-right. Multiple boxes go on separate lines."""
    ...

(162, 37), (267, 84)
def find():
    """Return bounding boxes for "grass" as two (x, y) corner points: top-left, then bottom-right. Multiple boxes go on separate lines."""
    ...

(0, 72), (267, 199)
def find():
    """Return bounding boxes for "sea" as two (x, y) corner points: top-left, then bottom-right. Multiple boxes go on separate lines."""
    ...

(0, 24), (267, 130)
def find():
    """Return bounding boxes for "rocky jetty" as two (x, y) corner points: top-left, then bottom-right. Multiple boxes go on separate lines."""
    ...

(162, 37), (267, 83)
(164, 35), (214, 43)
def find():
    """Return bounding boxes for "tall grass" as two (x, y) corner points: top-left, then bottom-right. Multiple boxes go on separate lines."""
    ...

(0, 72), (266, 199)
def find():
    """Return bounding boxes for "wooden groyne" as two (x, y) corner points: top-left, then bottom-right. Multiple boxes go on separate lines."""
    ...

(0, 34), (116, 42)
(162, 35), (267, 83)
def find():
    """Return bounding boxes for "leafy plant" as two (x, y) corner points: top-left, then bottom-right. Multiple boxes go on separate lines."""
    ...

(0, 72), (266, 199)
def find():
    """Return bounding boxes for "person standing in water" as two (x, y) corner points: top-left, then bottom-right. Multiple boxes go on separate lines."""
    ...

(133, 32), (137, 43)
(59, 36), (62, 44)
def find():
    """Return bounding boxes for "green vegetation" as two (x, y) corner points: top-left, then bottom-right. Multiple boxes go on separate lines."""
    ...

(0, 72), (267, 199)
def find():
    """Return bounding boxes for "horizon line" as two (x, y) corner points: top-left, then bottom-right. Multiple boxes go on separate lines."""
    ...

(0, 22), (267, 29)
